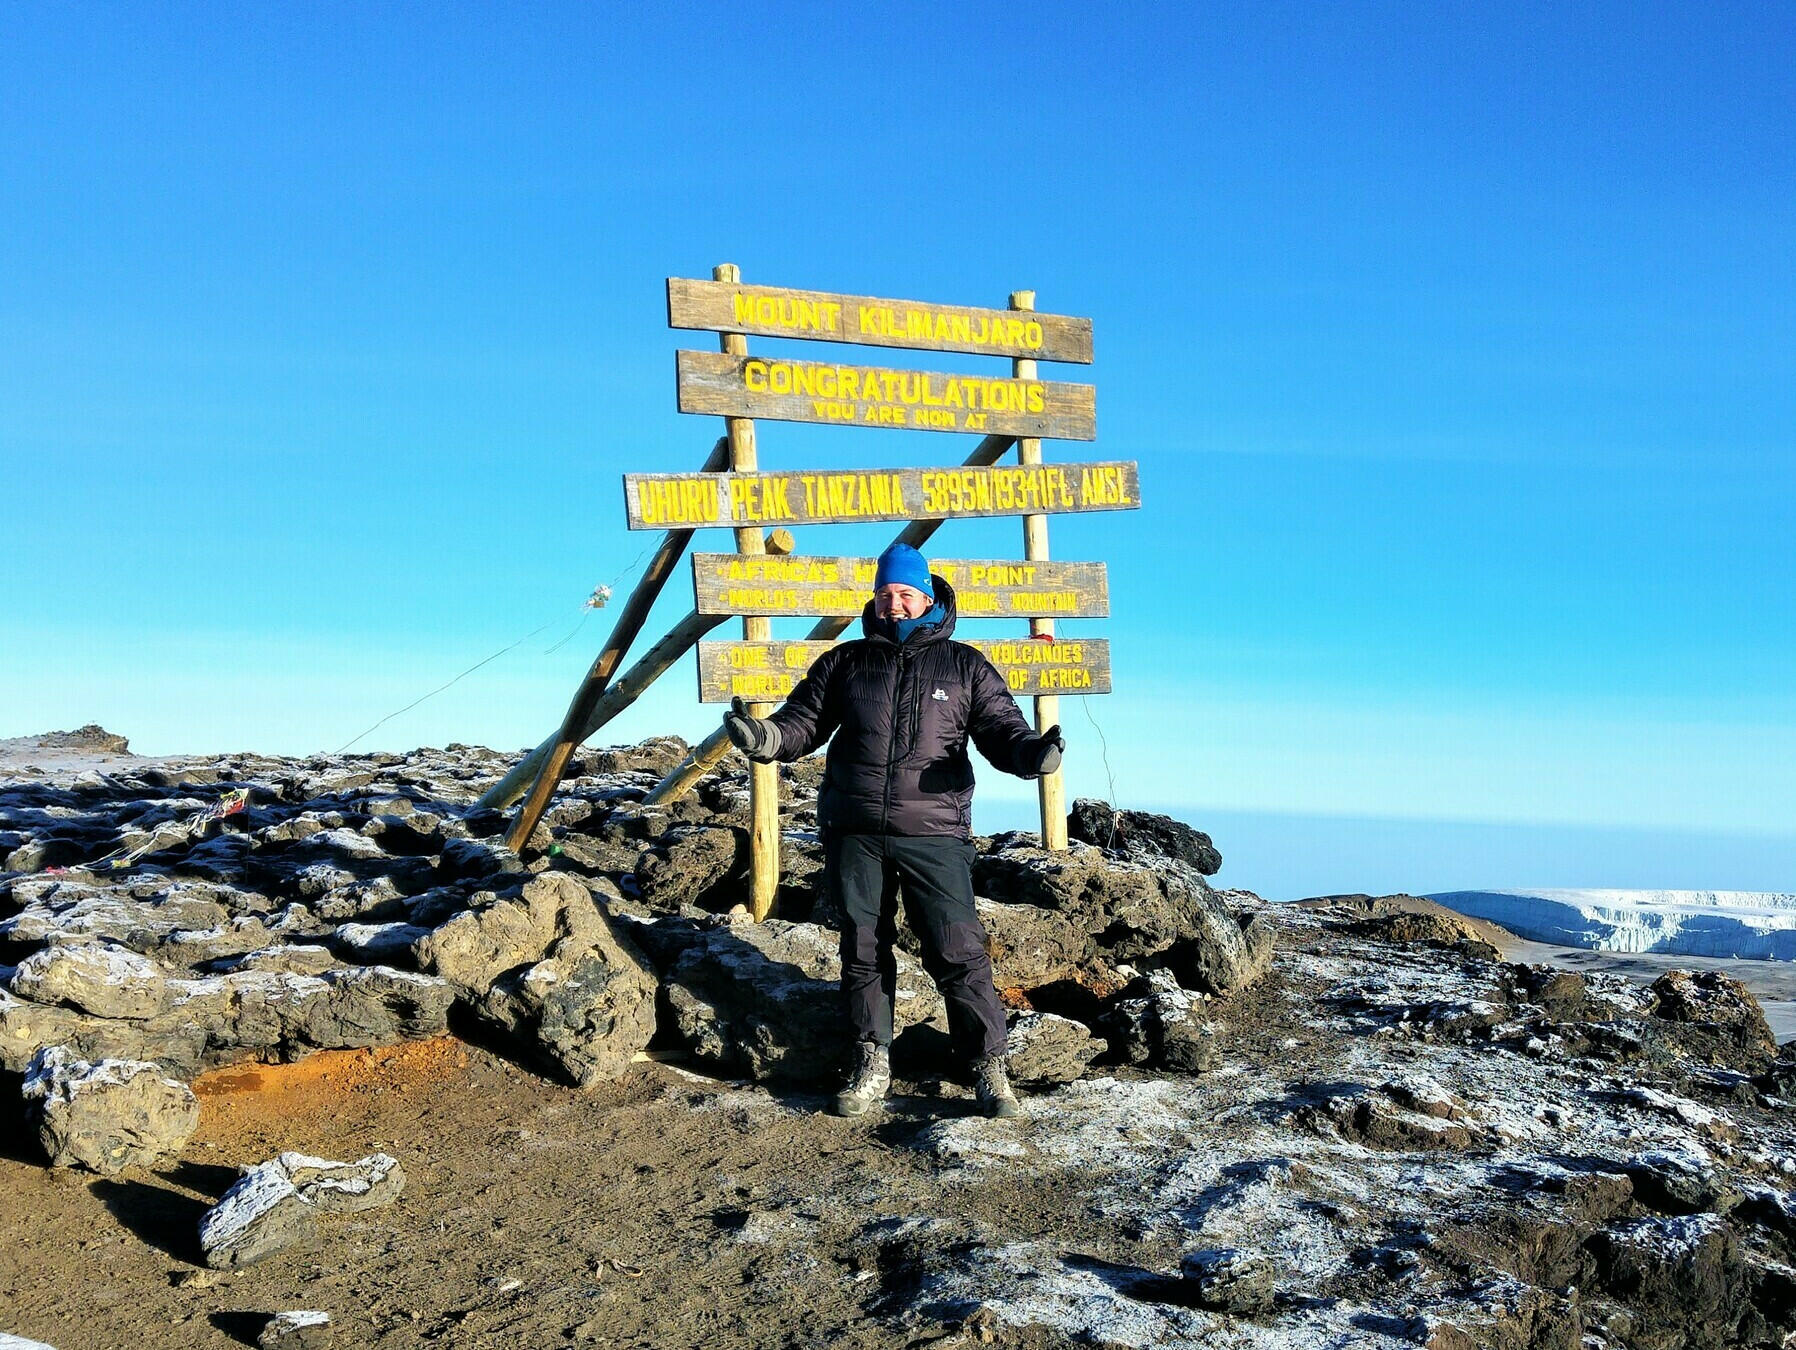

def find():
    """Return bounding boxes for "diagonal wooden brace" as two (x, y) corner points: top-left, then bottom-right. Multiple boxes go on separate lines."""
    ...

(499, 438), (733, 851)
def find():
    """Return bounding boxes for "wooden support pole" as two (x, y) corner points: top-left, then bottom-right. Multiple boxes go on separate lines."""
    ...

(1011, 290), (1068, 850)
(477, 529), (796, 811)
(499, 438), (730, 851)
(643, 431), (1021, 807)
(714, 263), (781, 922)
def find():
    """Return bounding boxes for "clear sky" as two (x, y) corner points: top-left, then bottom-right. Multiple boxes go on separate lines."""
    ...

(5, 3), (1793, 897)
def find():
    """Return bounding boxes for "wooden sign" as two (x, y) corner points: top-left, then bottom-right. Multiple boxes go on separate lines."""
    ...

(692, 554), (1109, 618)
(624, 461), (1138, 530)
(697, 638), (1111, 702)
(676, 350), (1097, 441)
(667, 278), (1094, 364)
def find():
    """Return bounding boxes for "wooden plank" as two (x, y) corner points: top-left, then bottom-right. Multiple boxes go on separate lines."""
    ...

(624, 460), (1139, 530)
(667, 277), (1094, 364)
(696, 638), (1111, 703)
(676, 350), (1097, 441)
(691, 554), (1109, 619)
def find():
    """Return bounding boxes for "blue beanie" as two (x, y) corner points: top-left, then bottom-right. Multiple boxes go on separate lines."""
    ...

(874, 543), (934, 597)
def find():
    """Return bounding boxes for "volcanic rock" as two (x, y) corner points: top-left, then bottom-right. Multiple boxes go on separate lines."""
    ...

(1106, 970), (1218, 1073)
(10, 943), (174, 1020)
(1178, 1246), (1277, 1314)
(21, 1046), (199, 1173)
(258, 1311), (331, 1348)
(476, 906), (658, 1087)
(413, 872), (604, 995)
(648, 915), (943, 1085)
(1004, 1011), (1101, 1087)
(973, 839), (1270, 994)
(631, 824), (746, 914)
(1067, 798), (1222, 875)
(1650, 969), (1778, 1065)
(199, 1151), (405, 1268)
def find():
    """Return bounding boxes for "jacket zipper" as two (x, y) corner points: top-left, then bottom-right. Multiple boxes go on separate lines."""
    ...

(881, 646), (911, 834)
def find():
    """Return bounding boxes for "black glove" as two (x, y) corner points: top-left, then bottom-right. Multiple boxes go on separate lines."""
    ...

(723, 696), (782, 762)
(1026, 724), (1064, 777)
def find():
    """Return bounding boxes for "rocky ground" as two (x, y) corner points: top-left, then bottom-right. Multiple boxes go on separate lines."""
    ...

(1, 728), (1794, 1349)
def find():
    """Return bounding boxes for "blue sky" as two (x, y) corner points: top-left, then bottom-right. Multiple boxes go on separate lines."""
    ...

(4, 3), (1793, 897)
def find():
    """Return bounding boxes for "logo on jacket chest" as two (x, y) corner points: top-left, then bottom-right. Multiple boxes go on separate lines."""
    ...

(930, 688), (948, 701)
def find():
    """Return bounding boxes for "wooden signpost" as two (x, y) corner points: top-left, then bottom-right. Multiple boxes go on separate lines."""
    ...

(668, 279), (1093, 363)
(697, 638), (1113, 704)
(502, 263), (1139, 918)
(623, 461), (1136, 530)
(691, 554), (1109, 619)
(676, 351), (1097, 440)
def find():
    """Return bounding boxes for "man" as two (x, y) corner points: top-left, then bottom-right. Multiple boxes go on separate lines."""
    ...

(723, 542), (1064, 1119)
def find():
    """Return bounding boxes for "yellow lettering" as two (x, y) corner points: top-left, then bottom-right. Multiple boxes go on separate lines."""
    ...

(743, 360), (768, 393)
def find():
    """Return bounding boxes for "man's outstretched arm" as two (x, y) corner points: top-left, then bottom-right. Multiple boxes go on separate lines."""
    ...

(967, 657), (1064, 779)
(723, 651), (841, 763)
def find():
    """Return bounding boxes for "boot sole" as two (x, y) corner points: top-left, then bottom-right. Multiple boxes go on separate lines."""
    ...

(831, 1097), (882, 1117)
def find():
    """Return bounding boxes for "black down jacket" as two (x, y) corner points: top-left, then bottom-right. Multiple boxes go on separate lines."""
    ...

(765, 576), (1042, 838)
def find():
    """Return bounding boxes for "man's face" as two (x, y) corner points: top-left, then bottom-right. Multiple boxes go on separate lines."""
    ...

(874, 583), (932, 620)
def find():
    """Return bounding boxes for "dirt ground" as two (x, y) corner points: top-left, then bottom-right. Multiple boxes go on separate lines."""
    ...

(0, 1036), (1142, 1350)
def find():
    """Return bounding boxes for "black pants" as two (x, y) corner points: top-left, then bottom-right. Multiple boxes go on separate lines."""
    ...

(827, 832), (1008, 1061)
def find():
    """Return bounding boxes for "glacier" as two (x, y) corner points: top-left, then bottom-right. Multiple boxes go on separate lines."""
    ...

(1426, 889), (1796, 960)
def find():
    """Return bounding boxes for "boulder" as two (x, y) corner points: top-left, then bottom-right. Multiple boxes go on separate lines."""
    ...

(167, 966), (456, 1062)
(2, 877), (222, 948)
(1179, 1246), (1277, 1314)
(327, 921), (430, 967)
(10, 942), (174, 1020)
(1004, 1011), (1100, 1088)
(631, 825), (746, 913)
(974, 841), (1271, 996)
(652, 916), (943, 1085)
(1163, 907), (1275, 998)
(581, 735), (689, 777)
(200, 1151), (405, 1268)
(1584, 1213), (1751, 1347)
(21, 1046), (199, 1173)
(1106, 970), (1218, 1073)
(0, 985), (208, 1077)
(413, 872), (605, 995)
(258, 1312), (330, 1348)
(1291, 1080), (1487, 1152)
(977, 898), (1100, 991)
(1067, 799), (1222, 875)
(476, 909), (658, 1087)
(1623, 1149), (1743, 1216)
(1650, 970), (1778, 1065)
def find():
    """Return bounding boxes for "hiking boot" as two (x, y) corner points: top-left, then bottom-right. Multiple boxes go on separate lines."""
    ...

(832, 1041), (890, 1117)
(972, 1055), (1022, 1120)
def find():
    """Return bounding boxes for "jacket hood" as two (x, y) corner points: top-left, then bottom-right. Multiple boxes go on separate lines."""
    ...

(862, 573), (958, 645)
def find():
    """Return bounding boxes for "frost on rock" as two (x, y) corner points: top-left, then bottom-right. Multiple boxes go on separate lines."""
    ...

(199, 1151), (405, 1268)
(11, 943), (174, 1020)
(258, 1310), (330, 1348)
(21, 1045), (198, 1173)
